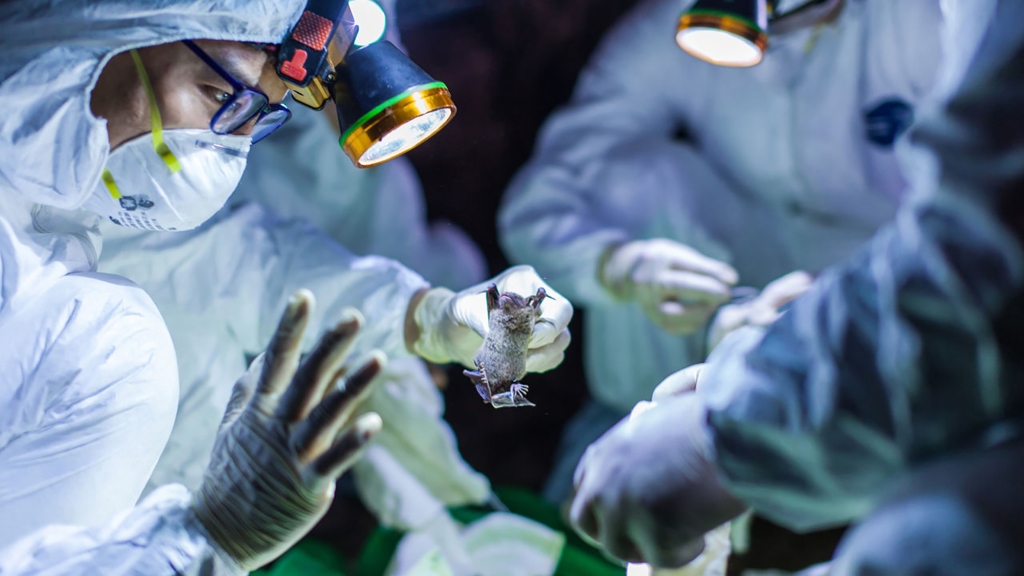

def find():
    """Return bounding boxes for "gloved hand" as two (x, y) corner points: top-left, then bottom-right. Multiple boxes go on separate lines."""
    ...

(600, 239), (738, 335)
(407, 265), (573, 371)
(707, 271), (812, 352)
(570, 391), (747, 568)
(192, 290), (386, 570)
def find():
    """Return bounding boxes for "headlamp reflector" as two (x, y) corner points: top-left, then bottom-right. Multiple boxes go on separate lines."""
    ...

(676, 24), (764, 67)
(335, 41), (457, 168)
(340, 83), (455, 167)
(676, 1), (769, 68)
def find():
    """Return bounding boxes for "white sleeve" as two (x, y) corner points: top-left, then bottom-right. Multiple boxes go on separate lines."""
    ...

(498, 0), (712, 305)
(0, 274), (178, 549)
(100, 202), (429, 361)
(0, 485), (244, 576)
(700, 0), (1024, 532)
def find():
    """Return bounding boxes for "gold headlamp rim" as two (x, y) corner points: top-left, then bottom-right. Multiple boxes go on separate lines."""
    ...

(676, 10), (769, 67)
(341, 83), (456, 167)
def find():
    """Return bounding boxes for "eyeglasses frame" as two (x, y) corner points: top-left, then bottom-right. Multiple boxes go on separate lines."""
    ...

(181, 39), (291, 143)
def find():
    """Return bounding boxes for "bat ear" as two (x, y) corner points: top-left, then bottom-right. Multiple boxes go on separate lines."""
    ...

(485, 283), (500, 311)
(529, 287), (549, 310)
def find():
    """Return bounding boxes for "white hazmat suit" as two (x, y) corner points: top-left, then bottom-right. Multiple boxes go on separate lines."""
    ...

(0, 0), (574, 573)
(0, 0), (304, 571)
(572, 0), (1024, 571)
(499, 0), (946, 501)
(96, 0), (492, 539)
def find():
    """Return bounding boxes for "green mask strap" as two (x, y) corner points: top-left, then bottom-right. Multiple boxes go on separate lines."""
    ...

(102, 49), (183, 201)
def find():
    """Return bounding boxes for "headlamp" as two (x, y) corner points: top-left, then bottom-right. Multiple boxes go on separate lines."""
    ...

(334, 41), (455, 166)
(275, 0), (455, 167)
(676, 0), (842, 67)
(676, 0), (771, 67)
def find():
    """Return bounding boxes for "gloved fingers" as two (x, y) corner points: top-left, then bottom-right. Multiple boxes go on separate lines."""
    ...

(748, 270), (813, 326)
(631, 527), (706, 569)
(662, 243), (739, 286)
(277, 311), (363, 421)
(656, 269), (734, 304)
(651, 364), (705, 403)
(629, 400), (657, 422)
(598, 507), (645, 564)
(257, 290), (314, 405)
(294, 351), (385, 460)
(310, 412), (382, 479)
(759, 270), (814, 306)
(569, 486), (600, 543)
(530, 288), (573, 348)
(220, 354), (264, 430)
(490, 264), (547, 296)
(572, 444), (593, 492)
(524, 327), (571, 373)
(642, 299), (716, 335)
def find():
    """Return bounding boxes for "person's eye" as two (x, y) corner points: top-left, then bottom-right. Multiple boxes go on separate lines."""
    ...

(204, 86), (232, 105)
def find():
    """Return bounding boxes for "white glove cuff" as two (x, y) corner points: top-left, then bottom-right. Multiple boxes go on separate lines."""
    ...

(598, 241), (636, 301)
(409, 287), (465, 365)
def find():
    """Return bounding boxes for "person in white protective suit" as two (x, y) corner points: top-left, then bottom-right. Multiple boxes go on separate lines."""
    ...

(0, 1), (573, 573)
(570, 0), (1024, 572)
(499, 0), (947, 504)
(97, 0), (495, 547)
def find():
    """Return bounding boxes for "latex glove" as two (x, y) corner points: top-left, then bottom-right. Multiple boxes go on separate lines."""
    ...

(193, 290), (386, 571)
(601, 239), (738, 335)
(570, 393), (747, 568)
(707, 271), (812, 352)
(408, 264), (573, 371)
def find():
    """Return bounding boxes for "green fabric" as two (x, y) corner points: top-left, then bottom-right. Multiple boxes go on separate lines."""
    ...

(354, 526), (404, 576)
(352, 486), (625, 576)
(253, 539), (348, 576)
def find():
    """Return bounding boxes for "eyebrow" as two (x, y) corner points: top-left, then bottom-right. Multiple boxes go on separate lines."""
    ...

(210, 49), (263, 88)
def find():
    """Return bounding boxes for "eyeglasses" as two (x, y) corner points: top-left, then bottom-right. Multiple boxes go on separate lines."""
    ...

(182, 40), (291, 144)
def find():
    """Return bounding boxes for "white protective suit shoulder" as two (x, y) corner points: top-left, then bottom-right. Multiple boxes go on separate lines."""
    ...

(0, 196), (179, 549)
(499, 0), (945, 411)
(698, 0), (1024, 532)
(0, 0), (302, 573)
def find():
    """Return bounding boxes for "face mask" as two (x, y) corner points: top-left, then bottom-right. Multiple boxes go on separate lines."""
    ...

(83, 50), (251, 232)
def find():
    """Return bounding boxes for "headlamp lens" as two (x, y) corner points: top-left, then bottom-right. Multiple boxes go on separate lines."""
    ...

(359, 107), (452, 165)
(676, 27), (764, 67)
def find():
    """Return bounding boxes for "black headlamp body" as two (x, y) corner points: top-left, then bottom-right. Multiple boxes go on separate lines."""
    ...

(275, 0), (456, 167)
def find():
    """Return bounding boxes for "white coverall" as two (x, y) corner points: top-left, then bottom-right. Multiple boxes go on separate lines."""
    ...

(0, 1), (317, 572)
(696, 0), (1024, 569)
(498, 0), (945, 501)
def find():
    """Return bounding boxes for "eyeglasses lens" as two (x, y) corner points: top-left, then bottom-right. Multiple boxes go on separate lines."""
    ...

(213, 91), (268, 134)
(251, 108), (291, 144)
